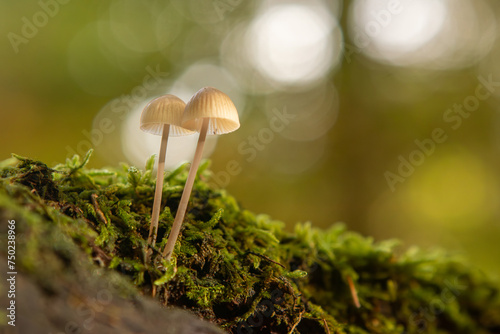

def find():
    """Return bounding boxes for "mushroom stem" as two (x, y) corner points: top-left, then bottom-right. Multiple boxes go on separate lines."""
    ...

(147, 124), (170, 247)
(163, 118), (209, 260)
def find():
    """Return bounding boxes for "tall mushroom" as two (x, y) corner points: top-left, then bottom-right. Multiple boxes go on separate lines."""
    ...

(162, 87), (240, 260)
(140, 94), (194, 248)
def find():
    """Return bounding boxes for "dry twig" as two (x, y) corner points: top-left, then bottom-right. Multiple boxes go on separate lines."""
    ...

(347, 275), (361, 308)
(91, 193), (108, 225)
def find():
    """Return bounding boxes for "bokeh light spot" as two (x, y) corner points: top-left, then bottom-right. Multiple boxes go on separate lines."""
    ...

(246, 1), (342, 86)
(264, 82), (339, 142)
(349, 0), (497, 69)
(109, 0), (162, 53)
(352, 0), (447, 53)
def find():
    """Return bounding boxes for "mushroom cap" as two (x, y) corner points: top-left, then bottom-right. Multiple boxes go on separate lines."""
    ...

(140, 95), (194, 136)
(182, 87), (240, 135)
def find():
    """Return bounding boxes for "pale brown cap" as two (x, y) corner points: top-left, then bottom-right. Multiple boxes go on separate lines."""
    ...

(140, 95), (195, 136)
(182, 87), (240, 135)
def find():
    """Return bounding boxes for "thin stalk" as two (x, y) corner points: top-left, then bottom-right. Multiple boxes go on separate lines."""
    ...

(147, 124), (170, 247)
(163, 118), (209, 260)
(347, 275), (361, 308)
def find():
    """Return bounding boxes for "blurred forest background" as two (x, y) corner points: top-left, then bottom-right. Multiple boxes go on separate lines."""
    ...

(1, 0), (500, 278)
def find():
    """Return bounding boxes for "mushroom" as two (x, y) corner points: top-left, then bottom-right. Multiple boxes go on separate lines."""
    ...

(140, 94), (194, 248)
(162, 87), (240, 260)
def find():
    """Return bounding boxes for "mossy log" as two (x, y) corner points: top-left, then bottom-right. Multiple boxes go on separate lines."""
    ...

(0, 151), (499, 333)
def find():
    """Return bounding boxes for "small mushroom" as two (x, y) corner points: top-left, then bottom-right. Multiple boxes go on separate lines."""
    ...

(162, 87), (240, 260)
(140, 94), (194, 247)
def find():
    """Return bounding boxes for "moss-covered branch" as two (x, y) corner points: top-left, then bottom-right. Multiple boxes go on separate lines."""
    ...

(0, 152), (499, 333)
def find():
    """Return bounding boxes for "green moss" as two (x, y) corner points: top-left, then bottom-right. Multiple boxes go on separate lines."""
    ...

(1, 151), (499, 333)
